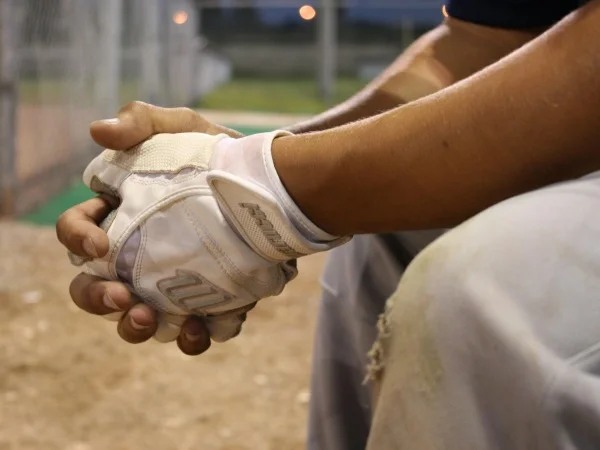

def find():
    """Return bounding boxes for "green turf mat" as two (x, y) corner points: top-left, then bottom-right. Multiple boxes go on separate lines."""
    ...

(22, 182), (95, 226)
(21, 125), (273, 226)
(231, 125), (271, 136)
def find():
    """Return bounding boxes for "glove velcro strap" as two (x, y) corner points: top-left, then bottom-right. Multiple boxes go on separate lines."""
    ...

(207, 170), (347, 262)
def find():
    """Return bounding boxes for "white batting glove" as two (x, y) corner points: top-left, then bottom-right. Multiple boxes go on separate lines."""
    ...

(69, 131), (350, 343)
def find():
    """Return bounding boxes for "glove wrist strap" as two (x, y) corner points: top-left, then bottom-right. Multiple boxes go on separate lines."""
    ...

(209, 130), (350, 262)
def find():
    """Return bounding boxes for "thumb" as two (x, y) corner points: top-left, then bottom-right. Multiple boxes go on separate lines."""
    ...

(89, 101), (215, 151)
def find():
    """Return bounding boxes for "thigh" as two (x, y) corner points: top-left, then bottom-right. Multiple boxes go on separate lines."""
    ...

(368, 172), (600, 450)
(307, 230), (444, 450)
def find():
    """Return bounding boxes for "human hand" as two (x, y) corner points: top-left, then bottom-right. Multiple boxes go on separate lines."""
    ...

(56, 102), (247, 354)
(76, 125), (349, 344)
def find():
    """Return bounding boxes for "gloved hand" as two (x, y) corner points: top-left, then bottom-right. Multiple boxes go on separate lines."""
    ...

(69, 131), (350, 343)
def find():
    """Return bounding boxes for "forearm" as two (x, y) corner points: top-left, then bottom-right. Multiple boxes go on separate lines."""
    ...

(274, 1), (600, 235)
(287, 45), (444, 134)
(288, 88), (403, 134)
(289, 18), (540, 134)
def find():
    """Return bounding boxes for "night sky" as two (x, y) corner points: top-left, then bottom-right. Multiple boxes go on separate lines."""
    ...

(214, 0), (445, 25)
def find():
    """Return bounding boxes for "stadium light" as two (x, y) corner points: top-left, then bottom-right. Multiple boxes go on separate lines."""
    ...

(173, 10), (189, 25)
(299, 5), (317, 21)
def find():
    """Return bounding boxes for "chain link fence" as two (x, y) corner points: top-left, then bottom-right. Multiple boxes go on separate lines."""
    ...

(0, 0), (230, 217)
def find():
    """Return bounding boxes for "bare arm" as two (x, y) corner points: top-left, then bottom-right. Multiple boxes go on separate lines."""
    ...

(273, 0), (600, 236)
(288, 18), (541, 134)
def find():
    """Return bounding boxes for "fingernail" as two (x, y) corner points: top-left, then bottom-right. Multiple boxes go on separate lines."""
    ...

(102, 293), (121, 311)
(102, 118), (120, 125)
(82, 237), (98, 258)
(184, 332), (202, 342)
(130, 316), (150, 330)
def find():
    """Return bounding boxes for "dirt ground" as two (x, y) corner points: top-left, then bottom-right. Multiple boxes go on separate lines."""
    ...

(0, 220), (326, 450)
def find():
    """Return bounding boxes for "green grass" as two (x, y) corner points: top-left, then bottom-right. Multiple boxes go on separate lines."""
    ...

(21, 125), (272, 226)
(19, 77), (366, 114)
(18, 80), (141, 106)
(198, 77), (365, 114)
(19, 76), (366, 114)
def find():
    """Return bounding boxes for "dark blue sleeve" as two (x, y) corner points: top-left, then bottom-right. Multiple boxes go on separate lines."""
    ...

(446, 0), (584, 28)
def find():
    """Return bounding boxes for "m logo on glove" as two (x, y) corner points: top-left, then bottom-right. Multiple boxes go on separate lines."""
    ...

(157, 269), (233, 315)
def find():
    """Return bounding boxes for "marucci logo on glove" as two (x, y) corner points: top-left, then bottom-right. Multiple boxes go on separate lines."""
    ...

(156, 269), (233, 314)
(239, 202), (306, 259)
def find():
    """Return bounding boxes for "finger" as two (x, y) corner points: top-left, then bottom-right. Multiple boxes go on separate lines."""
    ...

(177, 316), (211, 356)
(117, 303), (158, 344)
(69, 273), (135, 315)
(153, 313), (186, 343)
(90, 102), (213, 151)
(205, 314), (246, 343)
(56, 197), (112, 257)
(204, 303), (256, 343)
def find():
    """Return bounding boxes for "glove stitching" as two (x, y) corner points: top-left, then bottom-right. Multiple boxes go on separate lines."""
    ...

(186, 202), (275, 295)
(133, 225), (147, 288)
(183, 199), (271, 286)
(182, 200), (267, 300)
(129, 170), (199, 186)
(106, 186), (213, 276)
(132, 226), (182, 314)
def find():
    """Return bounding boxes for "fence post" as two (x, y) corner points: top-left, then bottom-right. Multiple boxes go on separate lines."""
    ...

(141, 0), (162, 105)
(318, 0), (337, 104)
(401, 18), (416, 51)
(0, 0), (18, 216)
(95, 0), (123, 117)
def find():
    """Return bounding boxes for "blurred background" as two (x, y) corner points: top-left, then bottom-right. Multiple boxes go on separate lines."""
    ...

(0, 1), (444, 449)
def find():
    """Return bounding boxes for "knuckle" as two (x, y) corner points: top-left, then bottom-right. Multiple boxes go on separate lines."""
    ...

(197, 339), (212, 354)
(178, 107), (206, 131)
(68, 274), (87, 306)
(118, 326), (149, 344)
(85, 280), (105, 306)
(56, 210), (76, 243)
(177, 106), (197, 117)
(118, 100), (146, 115)
(69, 275), (106, 314)
(67, 224), (87, 245)
(55, 212), (68, 236)
(178, 338), (210, 356)
(117, 326), (135, 343)
(68, 277), (79, 303)
(56, 209), (71, 228)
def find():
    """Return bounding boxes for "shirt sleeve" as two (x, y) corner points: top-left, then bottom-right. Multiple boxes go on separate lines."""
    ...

(446, 0), (582, 29)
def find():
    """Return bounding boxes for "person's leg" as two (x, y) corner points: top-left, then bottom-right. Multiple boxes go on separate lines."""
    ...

(367, 171), (600, 449)
(307, 231), (444, 450)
